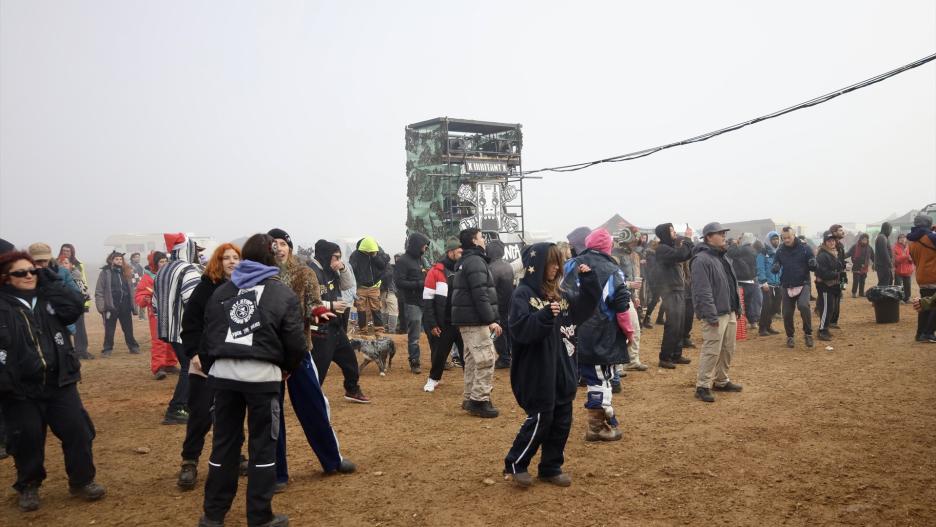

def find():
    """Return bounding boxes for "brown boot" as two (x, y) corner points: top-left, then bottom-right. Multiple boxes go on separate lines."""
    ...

(584, 409), (620, 442)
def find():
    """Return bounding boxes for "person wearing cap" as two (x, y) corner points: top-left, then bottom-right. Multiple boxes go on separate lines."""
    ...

(421, 237), (464, 392)
(349, 236), (391, 337)
(29, 243), (80, 302)
(394, 232), (431, 373)
(815, 231), (844, 342)
(908, 214), (936, 342)
(94, 250), (141, 356)
(154, 233), (204, 424)
(652, 223), (694, 369)
(690, 222), (742, 403)
(772, 227), (817, 349)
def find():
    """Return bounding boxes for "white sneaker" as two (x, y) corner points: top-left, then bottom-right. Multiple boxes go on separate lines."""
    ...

(423, 378), (439, 392)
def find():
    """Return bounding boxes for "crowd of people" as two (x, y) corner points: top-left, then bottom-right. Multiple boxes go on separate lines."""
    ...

(1, 214), (934, 525)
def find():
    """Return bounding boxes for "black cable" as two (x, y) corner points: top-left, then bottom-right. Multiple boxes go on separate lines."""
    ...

(522, 53), (936, 175)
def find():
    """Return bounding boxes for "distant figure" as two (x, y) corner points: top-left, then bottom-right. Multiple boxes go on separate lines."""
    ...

(94, 250), (140, 356)
(875, 222), (894, 287)
(893, 233), (914, 303)
(846, 233), (873, 298)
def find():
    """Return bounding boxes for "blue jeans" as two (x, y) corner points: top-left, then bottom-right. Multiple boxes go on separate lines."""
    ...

(404, 303), (422, 364)
(740, 282), (763, 325)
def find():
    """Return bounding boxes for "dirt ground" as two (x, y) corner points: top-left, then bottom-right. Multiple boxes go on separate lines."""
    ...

(2, 284), (935, 526)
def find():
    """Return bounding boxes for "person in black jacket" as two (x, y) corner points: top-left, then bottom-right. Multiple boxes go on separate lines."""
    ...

(451, 228), (502, 418)
(772, 227), (818, 348)
(690, 223), (742, 403)
(875, 222), (894, 287)
(176, 243), (241, 491)
(348, 236), (390, 336)
(564, 228), (632, 442)
(487, 239), (515, 369)
(198, 234), (306, 527)
(653, 223), (694, 368)
(727, 234), (762, 329)
(815, 232), (844, 342)
(0, 251), (105, 512)
(503, 243), (599, 488)
(393, 232), (430, 373)
(421, 237), (463, 392)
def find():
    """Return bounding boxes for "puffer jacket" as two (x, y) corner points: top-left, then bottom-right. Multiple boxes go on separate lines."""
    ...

(0, 270), (85, 398)
(756, 232), (781, 286)
(816, 246), (844, 287)
(451, 246), (499, 326)
(563, 248), (631, 366)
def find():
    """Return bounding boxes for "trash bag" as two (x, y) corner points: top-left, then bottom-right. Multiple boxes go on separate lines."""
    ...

(866, 286), (903, 302)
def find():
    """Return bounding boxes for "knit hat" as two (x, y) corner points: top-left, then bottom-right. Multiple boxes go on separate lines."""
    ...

(27, 242), (53, 261)
(267, 228), (293, 250)
(444, 237), (460, 252)
(913, 214), (933, 229)
(566, 226), (591, 255)
(585, 228), (613, 255)
(0, 238), (14, 255)
(822, 231), (836, 242)
(616, 228), (636, 246)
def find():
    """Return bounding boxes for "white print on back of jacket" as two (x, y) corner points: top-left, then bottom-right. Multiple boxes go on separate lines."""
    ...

(224, 285), (265, 346)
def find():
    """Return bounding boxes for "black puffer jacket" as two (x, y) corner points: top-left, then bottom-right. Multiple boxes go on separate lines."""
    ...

(201, 275), (306, 384)
(653, 223), (693, 293)
(486, 240), (515, 322)
(816, 247), (844, 287)
(451, 246), (499, 326)
(394, 232), (430, 305)
(349, 239), (390, 288)
(180, 275), (225, 360)
(727, 244), (758, 281)
(0, 270), (85, 398)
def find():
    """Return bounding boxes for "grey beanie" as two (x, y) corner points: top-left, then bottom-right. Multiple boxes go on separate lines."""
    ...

(914, 214), (933, 229)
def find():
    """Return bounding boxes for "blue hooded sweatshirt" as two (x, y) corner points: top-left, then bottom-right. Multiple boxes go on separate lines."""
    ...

(232, 260), (280, 289)
(756, 231), (781, 286)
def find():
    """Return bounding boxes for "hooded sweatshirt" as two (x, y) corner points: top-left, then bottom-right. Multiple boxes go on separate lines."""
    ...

(394, 232), (431, 305)
(908, 224), (936, 286)
(486, 239), (515, 321)
(566, 226), (591, 256)
(756, 231), (781, 286)
(349, 236), (390, 289)
(508, 243), (599, 414)
(652, 223), (694, 293)
(845, 234), (873, 274)
(874, 222), (893, 271)
(202, 260), (305, 392)
(772, 236), (817, 287)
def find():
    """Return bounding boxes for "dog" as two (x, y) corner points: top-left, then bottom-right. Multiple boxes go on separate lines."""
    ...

(350, 337), (396, 376)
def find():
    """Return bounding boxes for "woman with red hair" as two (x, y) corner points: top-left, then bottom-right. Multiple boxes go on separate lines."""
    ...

(176, 243), (241, 490)
(135, 251), (178, 380)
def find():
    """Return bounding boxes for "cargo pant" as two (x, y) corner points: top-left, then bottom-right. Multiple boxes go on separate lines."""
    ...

(696, 312), (737, 389)
(354, 286), (383, 334)
(459, 325), (497, 402)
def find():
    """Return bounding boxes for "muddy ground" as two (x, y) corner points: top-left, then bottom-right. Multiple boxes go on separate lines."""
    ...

(2, 283), (935, 526)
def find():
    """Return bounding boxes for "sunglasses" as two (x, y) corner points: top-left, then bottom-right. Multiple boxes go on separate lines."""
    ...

(9, 269), (39, 278)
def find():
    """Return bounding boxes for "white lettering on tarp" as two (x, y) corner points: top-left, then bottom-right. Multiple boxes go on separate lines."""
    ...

(466, 161), (508, 174)
(503, 243), (521, 263)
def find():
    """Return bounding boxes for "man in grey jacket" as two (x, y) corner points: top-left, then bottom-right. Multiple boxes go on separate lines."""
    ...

(874, 222), (894, 287)
(690, 223), (742, 403)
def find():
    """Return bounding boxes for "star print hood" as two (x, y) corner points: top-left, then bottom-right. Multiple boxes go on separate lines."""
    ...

(519, 242), (552, 294)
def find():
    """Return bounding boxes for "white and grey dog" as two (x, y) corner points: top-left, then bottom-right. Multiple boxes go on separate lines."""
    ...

(350, 337), (396, 376)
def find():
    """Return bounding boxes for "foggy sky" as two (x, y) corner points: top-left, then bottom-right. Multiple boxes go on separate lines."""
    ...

(1, 0), (934, 263)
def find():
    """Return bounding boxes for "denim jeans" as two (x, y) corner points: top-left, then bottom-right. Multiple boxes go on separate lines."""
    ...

(404, 303), (423, 364)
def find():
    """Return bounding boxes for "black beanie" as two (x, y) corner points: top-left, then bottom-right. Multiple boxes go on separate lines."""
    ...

(268, 228), (293, 250)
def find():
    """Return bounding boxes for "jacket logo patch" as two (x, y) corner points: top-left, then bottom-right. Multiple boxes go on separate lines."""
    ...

(0, 350), (6, 365)
(224, 289), (262, 340)
(46, 303), (56, 315)
(54, 332), (65, 346)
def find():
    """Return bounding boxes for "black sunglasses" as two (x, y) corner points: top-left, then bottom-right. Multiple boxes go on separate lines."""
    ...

(9, 269), (39, 278)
